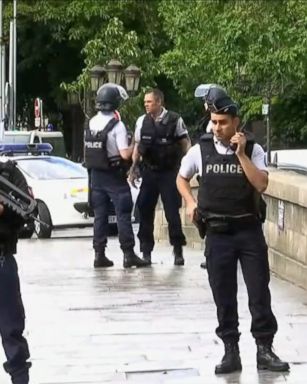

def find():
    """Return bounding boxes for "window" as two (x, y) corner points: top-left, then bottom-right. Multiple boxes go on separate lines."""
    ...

(17, 157), (87, 180)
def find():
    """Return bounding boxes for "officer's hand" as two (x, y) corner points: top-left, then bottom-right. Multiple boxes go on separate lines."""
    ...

(230, 132), (247, 156)
(0, 204), (4, 216)
(128, 165), (141, 188)
(186, 201), (197, 223)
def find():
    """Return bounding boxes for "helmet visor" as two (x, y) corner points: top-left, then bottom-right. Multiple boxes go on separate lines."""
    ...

(194, 84), (225, 99)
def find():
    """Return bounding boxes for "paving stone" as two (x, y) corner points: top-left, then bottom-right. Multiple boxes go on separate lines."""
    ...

(0, 229), (306, 383)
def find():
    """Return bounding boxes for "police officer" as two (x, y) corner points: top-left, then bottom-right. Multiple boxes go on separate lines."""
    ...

(176, 86), (289, 374)
(129, 88), (190, 265)
(193, 86), (225, 269)
(0, 159), (31, 384)
(84, 83), (149, 269)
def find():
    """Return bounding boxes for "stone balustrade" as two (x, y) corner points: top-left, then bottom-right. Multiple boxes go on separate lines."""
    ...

(154, 168), (307, 290)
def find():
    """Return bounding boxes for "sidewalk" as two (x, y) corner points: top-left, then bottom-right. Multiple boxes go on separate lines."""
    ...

(1, 233), (307, 383)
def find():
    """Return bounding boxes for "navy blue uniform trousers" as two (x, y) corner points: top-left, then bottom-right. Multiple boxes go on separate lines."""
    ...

(91, 169), (135, 252)
(137, 169), (186, 253)
(0, 254), (30, 384)
(205, 221), (278, 343)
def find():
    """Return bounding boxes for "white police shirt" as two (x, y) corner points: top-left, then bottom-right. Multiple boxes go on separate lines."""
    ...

(89, 111), (129, 158)
(179, 136), (267, 180)
(134, 107), (188, 143)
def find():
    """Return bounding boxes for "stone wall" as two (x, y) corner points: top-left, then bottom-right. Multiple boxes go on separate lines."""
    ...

(154, 169), (307, 290)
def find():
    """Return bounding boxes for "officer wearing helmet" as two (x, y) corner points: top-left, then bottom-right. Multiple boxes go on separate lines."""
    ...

(84, 83), (149, 269)
(176, 85), (289, 374)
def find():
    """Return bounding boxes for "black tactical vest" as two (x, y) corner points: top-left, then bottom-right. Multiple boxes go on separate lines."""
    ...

(84, 116), (119, 171)
(138, 111), (182, 170)
(197, 133), (256, 216)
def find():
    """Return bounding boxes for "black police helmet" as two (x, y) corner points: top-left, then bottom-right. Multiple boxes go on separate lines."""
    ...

(194, 84), (238, 116)
(95, 83), (129, 112)
(194, 84), (227, 101)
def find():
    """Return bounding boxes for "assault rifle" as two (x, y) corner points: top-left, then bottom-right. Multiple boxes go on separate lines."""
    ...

(0, 175), (49, 227)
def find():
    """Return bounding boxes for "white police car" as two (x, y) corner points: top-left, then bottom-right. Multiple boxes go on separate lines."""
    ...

(0, 144), (117, 238)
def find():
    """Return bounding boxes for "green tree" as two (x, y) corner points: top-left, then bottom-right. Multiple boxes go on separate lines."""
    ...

(4, 0), (171, 128)
(158, 0), (307, 144)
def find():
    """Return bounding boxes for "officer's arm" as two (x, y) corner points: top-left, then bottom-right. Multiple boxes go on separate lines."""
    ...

(128, 142), (141, 187)
(232, 133), (268, 193)
(176, 174), (197, 221)
(132, 141), (141, 164)
(116, 123), (134, 160)
(119, 145), (133, 161)
(237, 154), (268, 193)
(176, 117), (191, 154)
(178, 137), (191, 155)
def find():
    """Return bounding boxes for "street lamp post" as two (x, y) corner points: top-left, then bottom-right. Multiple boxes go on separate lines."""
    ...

(89, 59), (141, 95)
(105, 59), (123, 85)
(124, 64), (141, 95)
(67, 59), (141, 161)
(262, 96), (271, 164)
(89, 65), (106, 93)
(67, 90), (82, 161)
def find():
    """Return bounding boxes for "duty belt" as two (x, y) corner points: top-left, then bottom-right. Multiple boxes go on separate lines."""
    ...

(205, 214), (259, 234)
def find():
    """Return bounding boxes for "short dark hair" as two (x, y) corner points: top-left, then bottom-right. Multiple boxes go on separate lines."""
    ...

(145, 88), (164, 104)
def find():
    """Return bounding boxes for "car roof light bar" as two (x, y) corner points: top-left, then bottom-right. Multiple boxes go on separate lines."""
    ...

(0, 143), (53, 155)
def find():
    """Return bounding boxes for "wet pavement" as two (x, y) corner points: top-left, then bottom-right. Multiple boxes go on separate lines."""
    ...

(1, 229), (307, 383)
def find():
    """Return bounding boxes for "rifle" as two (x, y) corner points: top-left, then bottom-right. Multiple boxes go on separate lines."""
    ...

(0, 175), (49, 227)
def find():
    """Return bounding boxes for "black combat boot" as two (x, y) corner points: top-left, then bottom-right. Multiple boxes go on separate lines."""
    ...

(173, 245), (184, 266)
(123, 249), (151, 268)
(93, 250), (114, 268)
(257, 342), (290, 371)
(142, 251), (152, 265)
(11, 367), (30, 384)
(215, 342), (242, 374)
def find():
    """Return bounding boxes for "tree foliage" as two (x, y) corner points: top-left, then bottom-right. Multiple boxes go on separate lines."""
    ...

(7, 0), (168, 129)
(158, 0), (307, 145)
(3, 0), (307, 147)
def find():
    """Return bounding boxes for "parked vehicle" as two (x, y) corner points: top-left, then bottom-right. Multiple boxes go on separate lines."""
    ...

(0, 144), (92, 238)
(0, 144), (141, 238)
(4, 130), (66, 158)
(271, 149), (307, 174)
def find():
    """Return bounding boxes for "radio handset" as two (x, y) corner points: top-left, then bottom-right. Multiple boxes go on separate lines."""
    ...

(229, 122), (246, 151)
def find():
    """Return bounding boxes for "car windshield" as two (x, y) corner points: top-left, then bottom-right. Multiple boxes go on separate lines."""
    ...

(16, 157), (87, 180)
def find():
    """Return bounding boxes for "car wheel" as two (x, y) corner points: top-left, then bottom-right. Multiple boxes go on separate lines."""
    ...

(35, 201), (53, 239)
